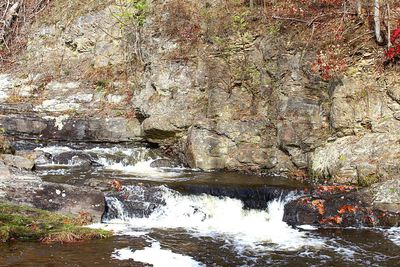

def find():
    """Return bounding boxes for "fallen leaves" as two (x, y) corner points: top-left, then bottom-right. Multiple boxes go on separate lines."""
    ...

(338, 205), (357, 214)
(321, 215), (342, 225)
(312, 199), (325, 215)
(110, 179), (122, 192)
(317, 185), (355, 193)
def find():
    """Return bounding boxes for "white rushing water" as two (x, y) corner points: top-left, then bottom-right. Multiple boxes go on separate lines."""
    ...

(385, 227), (400, 246)
(35, 145), (186, 179)
(97, 158), (183, 179)
(112, 243), (204, 267)
(91, 187), (325, 252)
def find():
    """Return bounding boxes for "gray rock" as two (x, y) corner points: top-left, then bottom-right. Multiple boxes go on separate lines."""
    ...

(1, 154), (35, 170)
(1, 1), (400, 181)
(0, 174), (105, 222)
(311, 133), (400, 184)
(0, 115), (142, 142)
(185, 126), (231, 170)
(367, 179), (400, 213)
(150, 159), (176, 168)
(0, 162), (10, 179)
(53, 151), (97, 167)
(15, 150), (44, 161)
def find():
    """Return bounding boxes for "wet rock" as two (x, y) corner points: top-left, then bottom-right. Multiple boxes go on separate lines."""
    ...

(149, 159), (177, 168)
(172, 184), (293, 210)
(53, 151), (98, 167)
(0, 174), (105, 222)
(35, 152), (52, 165)
(1, 154), (35, 170)
(103, 185), (166, 221)
(283, 186), (400, 227)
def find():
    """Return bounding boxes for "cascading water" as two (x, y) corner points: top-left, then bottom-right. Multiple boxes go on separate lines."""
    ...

(97, 186), (323, 252)
(34, 145), (190, 181)
(12, 143), (397, 266)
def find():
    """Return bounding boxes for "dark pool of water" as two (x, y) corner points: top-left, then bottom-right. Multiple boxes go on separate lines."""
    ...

(0, 228), (399, 267)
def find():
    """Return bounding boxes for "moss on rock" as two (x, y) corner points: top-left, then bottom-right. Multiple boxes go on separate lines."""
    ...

(0, 203), (111, 243)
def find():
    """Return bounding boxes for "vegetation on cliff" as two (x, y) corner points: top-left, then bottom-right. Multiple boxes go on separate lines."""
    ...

(1, 0), (400, 182)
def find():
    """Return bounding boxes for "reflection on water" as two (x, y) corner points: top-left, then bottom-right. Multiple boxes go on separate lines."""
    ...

(0, 228), (399, 267)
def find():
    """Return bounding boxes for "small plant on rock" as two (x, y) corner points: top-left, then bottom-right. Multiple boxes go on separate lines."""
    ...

(386, 26), (400, 64)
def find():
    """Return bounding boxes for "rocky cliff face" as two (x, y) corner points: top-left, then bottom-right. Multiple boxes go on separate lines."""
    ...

(1, 0), (400, 187)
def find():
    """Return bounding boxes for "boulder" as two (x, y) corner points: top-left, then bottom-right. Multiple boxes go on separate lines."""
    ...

(283, 186), (400, 227)
(150, 159), (177, 168)
(366, 179), (400, 213)
(0, 174), (105, 222)
(52, 151), (98, 167)
(185, 126), (231, 170)
(311, 133), (400, 184)
(1, 154), (35, 170)
(15, 150), (44, 161)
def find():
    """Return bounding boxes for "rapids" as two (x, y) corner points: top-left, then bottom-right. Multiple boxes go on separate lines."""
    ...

(0, 144), (398, 266)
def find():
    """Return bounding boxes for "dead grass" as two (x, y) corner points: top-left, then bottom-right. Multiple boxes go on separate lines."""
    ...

(37, 0), (114, 27)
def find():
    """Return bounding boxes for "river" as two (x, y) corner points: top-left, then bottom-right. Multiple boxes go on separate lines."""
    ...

(0, 144), (399, 266)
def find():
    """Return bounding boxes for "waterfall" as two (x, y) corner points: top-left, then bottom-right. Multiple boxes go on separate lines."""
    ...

(99, 186), (324, 252)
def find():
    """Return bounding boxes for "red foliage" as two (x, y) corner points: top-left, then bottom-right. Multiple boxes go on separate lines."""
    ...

(386, 26), (400, 62)
(311, 45), (347, 80)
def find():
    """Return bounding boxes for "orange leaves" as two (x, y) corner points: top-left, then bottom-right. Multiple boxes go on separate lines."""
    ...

(319, 204), (358, 225)
(320, 215), (342, 225)
(312, 199), (325, 215)
(338, 205), (357, 214)
(291, 169), (308, 180)
(317, 185), (355, 193)
(77, 211), (92, 225)
(111, 179), (122, 192)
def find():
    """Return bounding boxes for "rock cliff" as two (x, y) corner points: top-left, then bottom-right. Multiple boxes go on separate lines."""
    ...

(0, 0), (400, 189)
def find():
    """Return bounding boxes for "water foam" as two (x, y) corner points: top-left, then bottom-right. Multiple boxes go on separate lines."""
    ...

(101, 187), (324, 251)
(385, 227), (400, 246)
(99, 158), (183, 179)
(112, 243), (203, 266)
(35, 146), (72, 154)
(35, 145), (185, 179)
